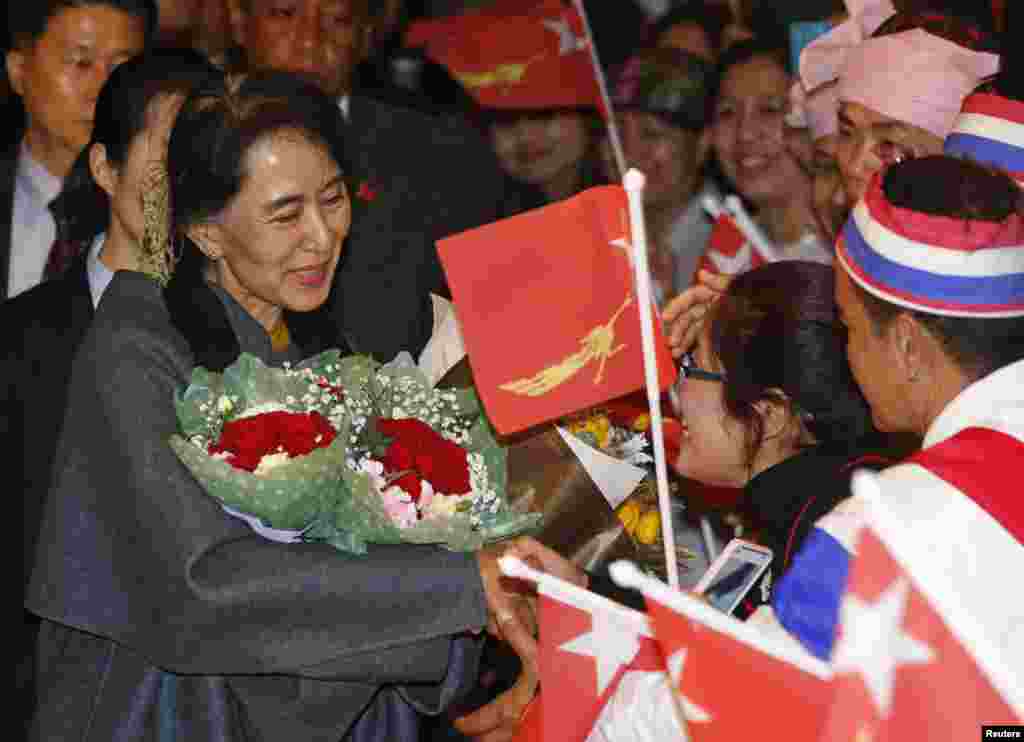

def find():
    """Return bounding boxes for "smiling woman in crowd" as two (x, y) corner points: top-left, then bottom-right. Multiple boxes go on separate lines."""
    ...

(25, 71), (532, 741)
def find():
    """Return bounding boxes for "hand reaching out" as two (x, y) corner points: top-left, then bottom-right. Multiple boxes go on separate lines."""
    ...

(662, 270), (732, 357)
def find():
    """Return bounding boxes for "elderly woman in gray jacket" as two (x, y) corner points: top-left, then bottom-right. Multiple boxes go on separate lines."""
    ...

(25, 71), (531, 741)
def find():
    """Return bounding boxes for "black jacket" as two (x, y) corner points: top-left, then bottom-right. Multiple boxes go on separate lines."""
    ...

(742, 434), (898, 585)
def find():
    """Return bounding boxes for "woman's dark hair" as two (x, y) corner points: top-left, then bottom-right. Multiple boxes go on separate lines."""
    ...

(873, 9), (998, 52)
(710, 260), (875, 464)
(858, 155), (1024, 379)
(7, 0), (157, 51)
(52, 47), (220, 243)
(714, 34), (792, 88)
(646, 2), (729, 59)
(164, 71), (351, 371)
(167, 71), (350, 240)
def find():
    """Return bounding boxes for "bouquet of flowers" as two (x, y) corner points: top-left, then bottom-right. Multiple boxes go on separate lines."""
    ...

(169, 351), (541, 554)
(559, 404), (695, 573)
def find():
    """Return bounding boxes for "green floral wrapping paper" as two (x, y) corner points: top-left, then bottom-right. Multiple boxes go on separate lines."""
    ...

(169, 351), (541, 554)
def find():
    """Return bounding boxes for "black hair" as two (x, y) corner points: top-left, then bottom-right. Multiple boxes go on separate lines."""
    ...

(51, 47), (220, 244)
(858, 155), (1024, 380)
(647, 2), (729, 59)
(164, 71), (352, 371)
(715, 34), (792, 83)
(872, 9), (998, 52)
(710, 260), (875, 465)
(7, 0), (157, 51)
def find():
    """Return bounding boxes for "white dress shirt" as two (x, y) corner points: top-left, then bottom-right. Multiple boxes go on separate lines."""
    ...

(9, 142), (63, 298)
(86, 233), (114, 308)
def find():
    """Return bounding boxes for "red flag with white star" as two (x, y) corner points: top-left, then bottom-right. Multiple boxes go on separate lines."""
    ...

(823, 521), (1024, 741)
(405, 0), (602, 110)
(437, 185), (677, 435)
(609, 560), (833, 742)
(645, 595), (833, 741)
(534, 578), (687, 742)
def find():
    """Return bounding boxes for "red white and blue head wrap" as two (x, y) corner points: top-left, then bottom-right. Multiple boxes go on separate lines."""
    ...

(945, 92), (1024, 181)
(836, 171), (1024, 317)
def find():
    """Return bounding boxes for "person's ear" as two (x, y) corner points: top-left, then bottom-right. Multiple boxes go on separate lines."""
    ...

(6, 48), (26, 98)
(753, 394), (798, 443)
(695, 127), (711, 168)
(226, 0), (249, 50)
(187, 223), (226, 262)
(89, 143), (118, 199)
(888, 312), (927, 382)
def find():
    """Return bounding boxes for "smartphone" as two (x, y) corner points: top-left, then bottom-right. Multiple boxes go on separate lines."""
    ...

(693, 538), (773, 615)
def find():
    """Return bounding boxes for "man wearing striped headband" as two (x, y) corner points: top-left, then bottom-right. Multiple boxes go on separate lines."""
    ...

(767, 155), (1024, 662)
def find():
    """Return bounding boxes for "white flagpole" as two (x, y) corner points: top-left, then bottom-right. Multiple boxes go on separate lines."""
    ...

(609, 560), (833, 679)
(499, 555), (652, 635)
(623, 168), (680, 590)
(571, 0), (627, 179)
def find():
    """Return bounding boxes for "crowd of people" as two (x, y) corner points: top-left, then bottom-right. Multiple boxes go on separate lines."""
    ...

(6, 0), (1021, 739)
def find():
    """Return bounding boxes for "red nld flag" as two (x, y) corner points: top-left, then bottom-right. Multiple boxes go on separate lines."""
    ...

(695, 212), (764, 281)
(616, 562), (832, 742)
(822, 514), (1024, 741)
(534, 579), (687, 742)
(437, 185), (677, 435)
(405, 0), (602, 110)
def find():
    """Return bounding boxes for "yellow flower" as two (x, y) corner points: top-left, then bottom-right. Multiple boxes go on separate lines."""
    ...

(616, 500), (642, 532)
(631, 414), (650, 432)
(568, 412), (612, 449)
(634, 510), (661, 545)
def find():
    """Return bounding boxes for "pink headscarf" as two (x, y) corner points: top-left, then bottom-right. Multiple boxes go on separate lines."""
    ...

(799, 0), (896, 92)
(793, 0), (893, 142)
(790, 81), (839, 140)
(838, 30), (1000, 139)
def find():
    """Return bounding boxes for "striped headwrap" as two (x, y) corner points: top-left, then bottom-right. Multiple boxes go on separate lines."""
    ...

(945, 92), (1024, 181)
(836, 170), (1024, 317)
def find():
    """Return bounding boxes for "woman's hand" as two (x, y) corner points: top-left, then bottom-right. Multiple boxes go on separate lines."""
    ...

(476, 545), (538, 666)
(453, 647), (538, 742)
(458, 536), (583, 741)
(503, 536), (588, 589)
(662, 271), (732, 357)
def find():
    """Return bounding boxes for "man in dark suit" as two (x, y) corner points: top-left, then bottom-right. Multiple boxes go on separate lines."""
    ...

(2, 0), (153, 301)
(226, 0), (516, 362)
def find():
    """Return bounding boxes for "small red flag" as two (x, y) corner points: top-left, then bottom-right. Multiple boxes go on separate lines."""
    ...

(695, 212), (764, 281)
(536, 585), (683, 741)
(405, 0), (602, 110)
(437, 185), (677, 435)
(823, 524), (1023, 741)
(645, 591), (832, 742)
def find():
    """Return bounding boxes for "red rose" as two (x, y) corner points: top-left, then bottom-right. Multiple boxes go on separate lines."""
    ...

(375, 418), (471, 496)
(209, 410), (336, 472)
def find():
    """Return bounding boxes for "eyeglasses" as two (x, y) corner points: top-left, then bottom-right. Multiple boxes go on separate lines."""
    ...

(678, 352), (726, 383)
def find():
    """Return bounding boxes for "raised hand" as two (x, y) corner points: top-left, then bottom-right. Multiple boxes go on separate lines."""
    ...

(662, 270), (732, 357)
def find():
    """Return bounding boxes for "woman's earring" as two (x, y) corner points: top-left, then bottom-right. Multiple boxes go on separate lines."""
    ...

(140, 165), (174, 286)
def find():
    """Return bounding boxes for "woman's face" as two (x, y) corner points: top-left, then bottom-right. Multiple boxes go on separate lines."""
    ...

(836, 101), (944, 205)
(605, 110), (702, 211)
(811, 134), (847, 243)
(96, 93), (184, 248)
(490, 110), (589, 189)
(202, 132), (350, 331)
(711, 54), (804, 205)
(670, 321), (751, 488)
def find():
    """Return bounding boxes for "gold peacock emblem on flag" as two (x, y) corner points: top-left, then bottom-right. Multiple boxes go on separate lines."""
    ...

(499, 294), (633, 397)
